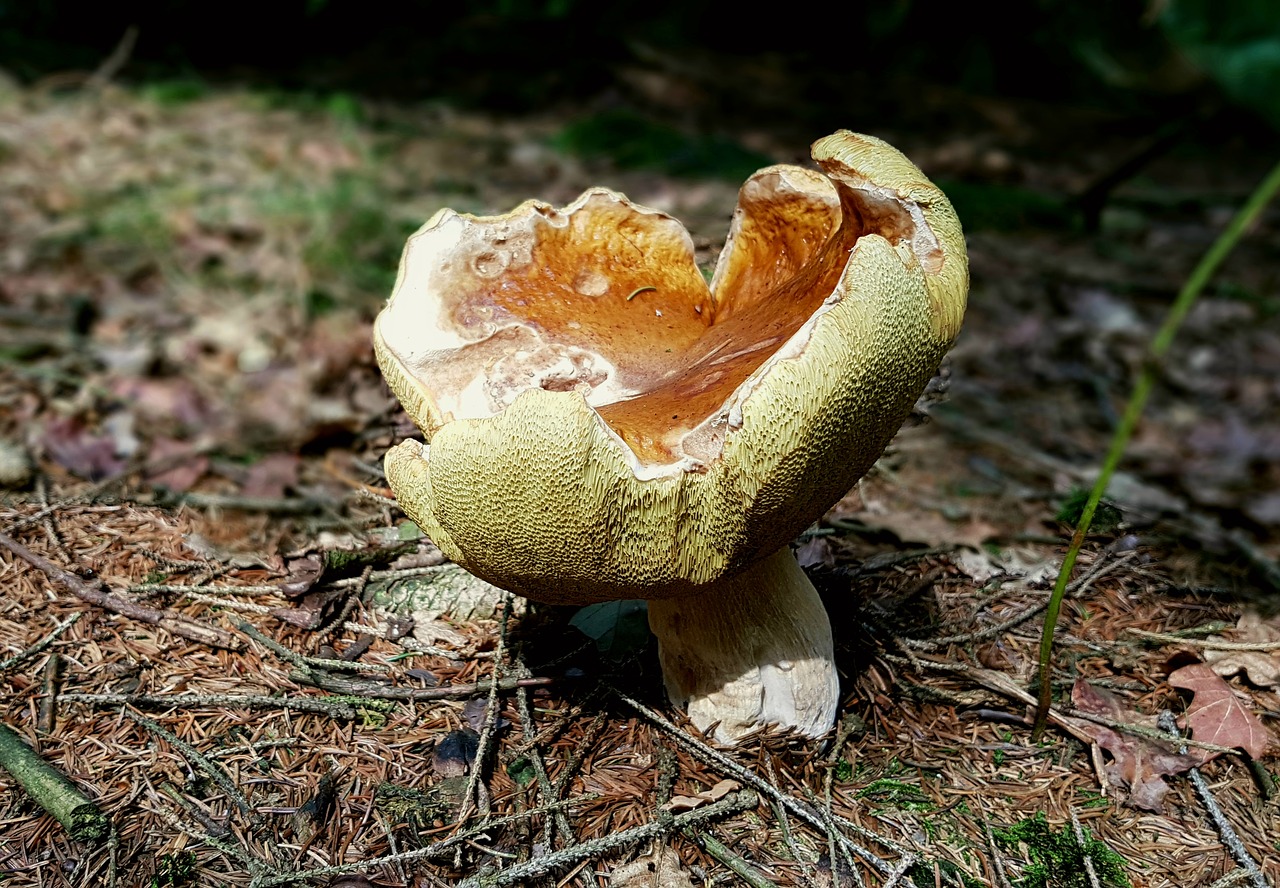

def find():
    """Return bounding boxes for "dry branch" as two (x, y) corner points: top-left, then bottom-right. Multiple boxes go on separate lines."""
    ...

(455, 790), (760, 888)
(0, 531), (241, 650)
(0, 613), (81, 673)
(291, 668), (553, 702)
(1157, 712), (1270, 888)
(60, 692), (360, 720)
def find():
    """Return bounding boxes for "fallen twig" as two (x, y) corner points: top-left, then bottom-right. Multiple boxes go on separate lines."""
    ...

(902, 551), (1138, 652)
(291, 667), (552, 702)
(883, 855), (919, 888)
(611, 689), (908, 880)
(513, 649), (572, 848)
(146, 490), (336, 515)
(153, 798), (279, 878)
(822, 717), (868, 888)
(60, 692), (360, 720)
(761, 755), (819, 888)
(249, 795), (598, 887)
(238, 622), (390, 674)
(38, 653), (62, 733)
(460, 595), (513, 824)
(885, 654), (1245, 757)
(1070, 810), (1104, 888)
(125, 710), (256, 821)
(1156, 712), (1270, 888)
(695, 830), (780, 888)
(455, 791), (759, 888)
(85, 24), (139, 90)
(1128, 629), (1280, 653)
(976, 799), (1014, 888)
(0, 531), (241, 650)
(0, 612), (82, 673)
(0, 721), (110, 842)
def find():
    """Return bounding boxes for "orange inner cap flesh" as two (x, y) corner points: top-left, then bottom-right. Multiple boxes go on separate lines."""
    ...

(384, 168), (907, 469)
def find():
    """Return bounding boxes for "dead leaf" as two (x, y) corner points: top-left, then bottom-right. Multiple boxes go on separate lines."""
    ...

(270, 587), (344, 629)
(462, 699), (510, 732)
(242, 452), (300, 499)
(291, 771), (337, 842)
(663, 778), (739, 812)
(145, 437), (208, 493)
(278, 555), (324, 598)
(954, 547), (1059, 586)
(1168, 663), (1274, 760)
(109, 376), (212, 429)
(182, 533), (279, 570)
(609, 845), (695, 888)
(1204, 612), (1280, 689)
(40, 415), (126, 480)
(1069, 679), (1196, 812)
(1206, 652), (1280, 688)
(847, 509), (999, 550)
(795, 536), (835, 570)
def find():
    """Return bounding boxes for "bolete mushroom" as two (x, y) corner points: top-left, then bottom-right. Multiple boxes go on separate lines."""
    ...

(374, 131), (967, 743)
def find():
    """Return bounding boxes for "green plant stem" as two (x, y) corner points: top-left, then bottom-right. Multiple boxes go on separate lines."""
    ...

(1033, 157), (1280, 739)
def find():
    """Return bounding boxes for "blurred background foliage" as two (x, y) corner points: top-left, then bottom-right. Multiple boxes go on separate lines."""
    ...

(1, 0), (1275, 319)
(1, 0), (1277, 127)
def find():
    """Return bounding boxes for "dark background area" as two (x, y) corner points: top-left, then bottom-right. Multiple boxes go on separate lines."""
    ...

(2, 0), (1276, 126)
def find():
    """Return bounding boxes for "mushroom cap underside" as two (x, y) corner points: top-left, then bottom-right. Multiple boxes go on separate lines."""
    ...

(377, 131), (968, 604)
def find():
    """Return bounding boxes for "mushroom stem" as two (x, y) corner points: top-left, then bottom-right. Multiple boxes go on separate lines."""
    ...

(646, 547), (838, 743)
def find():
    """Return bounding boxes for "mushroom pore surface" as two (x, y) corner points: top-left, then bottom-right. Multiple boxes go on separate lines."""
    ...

(377, 163), (935, 472)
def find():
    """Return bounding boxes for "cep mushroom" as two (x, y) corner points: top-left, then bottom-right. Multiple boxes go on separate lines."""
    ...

(374, 131), (967, 743)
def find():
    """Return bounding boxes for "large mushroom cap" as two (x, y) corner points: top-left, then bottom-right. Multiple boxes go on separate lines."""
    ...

(376, 131), (967, 605)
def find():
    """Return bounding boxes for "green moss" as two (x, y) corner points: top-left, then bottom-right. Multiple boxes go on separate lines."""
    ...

(994, 812), (1130, 888)
(907, 858), (986, 888)
(143, 79), (209, 106)
(935, 179), (1073, 232)
(1056, 486), (1123, 533)
(855, 778), (934, 813)
(551, 110), (774, 181)
(151, 851), (199, 887)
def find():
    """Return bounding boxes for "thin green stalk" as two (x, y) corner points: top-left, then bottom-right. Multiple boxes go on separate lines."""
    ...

(1033, 158), (1280, 738)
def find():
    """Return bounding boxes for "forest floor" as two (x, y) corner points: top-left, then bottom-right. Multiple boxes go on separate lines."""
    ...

(1, 66), (1279, 888)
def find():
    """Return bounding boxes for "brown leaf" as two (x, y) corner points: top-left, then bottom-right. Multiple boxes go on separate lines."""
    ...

(795, 536), (835, 570)
(663, 779), (740, 813)
(1206, 651), (1280, 688)
(270, 587), (343, 629)
(1168, 663), (1274, 760)
(242, 452), (300, 499)
(1070, 679), (1196, 812)
(40, 415), (126, 480)
(279, 555), (324, 598)
(609, 846), (695, 888)
(110, 376), (212, 429)
(1204, 612), (1280, 689)
(145, 437), (209, 493)
(846, 509), (999, 550)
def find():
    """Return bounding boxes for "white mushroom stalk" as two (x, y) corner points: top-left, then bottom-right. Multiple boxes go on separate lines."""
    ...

(647, 548), (838, 741)
(374, 131), (968, 743)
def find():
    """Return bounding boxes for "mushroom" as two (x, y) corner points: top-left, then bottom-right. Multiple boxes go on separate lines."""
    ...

(374, 131), (968, 743)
